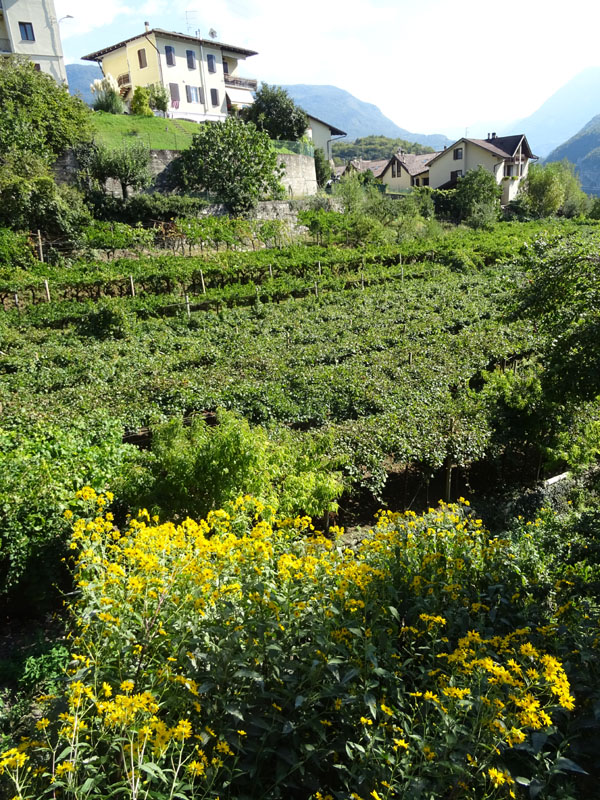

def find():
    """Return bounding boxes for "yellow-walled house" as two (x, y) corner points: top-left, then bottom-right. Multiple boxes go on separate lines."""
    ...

(82, 24), (257, 122)
(380, 152), (438, 191)
(0, 0), (67, 83)
(427, 134), (536, 203)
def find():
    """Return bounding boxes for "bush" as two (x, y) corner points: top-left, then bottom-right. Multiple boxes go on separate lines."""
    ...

(91, 74), (124, 115)
(0, 228), (36, 269)
(85, 192), (209, 225)
(3, 495), (592, 799)
(130, 86), (154, 117)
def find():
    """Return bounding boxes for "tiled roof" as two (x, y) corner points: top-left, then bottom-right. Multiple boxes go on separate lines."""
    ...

(428, 134), (536, 165)
(82, 28), (258, 61)
(349, 158), (389, 178)
(396, 152), (438, 176)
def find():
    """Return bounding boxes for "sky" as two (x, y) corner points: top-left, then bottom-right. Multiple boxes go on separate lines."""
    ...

(55, 0), (600, 138)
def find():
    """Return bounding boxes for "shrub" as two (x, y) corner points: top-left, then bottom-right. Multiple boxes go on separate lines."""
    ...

(2, 494), (590, 799)
(91, 73), (124, 115)
(130, 86), (154, 117)
(0, 228), (36, 269)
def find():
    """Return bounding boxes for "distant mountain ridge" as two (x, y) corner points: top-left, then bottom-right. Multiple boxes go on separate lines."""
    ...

(66, 63), (102, 105)
(282, 84), (452, 149)
(504, 67), (600, 158)
(546, 114), (600, 194)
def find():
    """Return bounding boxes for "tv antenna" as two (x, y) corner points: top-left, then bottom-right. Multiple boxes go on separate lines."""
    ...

(209, 28), (218, 39)
(185, 9), (198, 34)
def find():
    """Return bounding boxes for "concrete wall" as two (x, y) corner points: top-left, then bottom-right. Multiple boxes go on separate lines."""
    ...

(277, 153), (317, 197)
(55, 148), (318, 199)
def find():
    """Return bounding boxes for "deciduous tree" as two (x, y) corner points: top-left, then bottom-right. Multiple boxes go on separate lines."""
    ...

(243, 83), (308, 141)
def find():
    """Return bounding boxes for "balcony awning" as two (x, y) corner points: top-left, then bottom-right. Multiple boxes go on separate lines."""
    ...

(226, 87), (254, 107)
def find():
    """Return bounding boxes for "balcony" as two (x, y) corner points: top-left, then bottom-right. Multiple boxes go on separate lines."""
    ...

(0, 38), (11, 52)
(117, 72), (131, 87)
(224, 75), (257, 91)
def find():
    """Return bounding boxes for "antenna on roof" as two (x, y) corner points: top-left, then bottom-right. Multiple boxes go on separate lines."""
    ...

(209, 28), (218, 38)
(185, 9), (198, 34)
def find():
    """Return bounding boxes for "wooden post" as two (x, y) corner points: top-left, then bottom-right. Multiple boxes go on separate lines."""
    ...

(318, 260), (321, 275)
(14, 292), (19, 310)
(361, 275), (365, 290)
(44, 280), (51, 302)
(200, 269), (206, 294)
(444, 456), (453, 503)
(185, 294), (191, 318)
(269, 263), (273, 278)
(314, 282), (319, 298)
(129, 275), (135, 297)
(37, 230), (44, 263)
(408, 351), (413, 365)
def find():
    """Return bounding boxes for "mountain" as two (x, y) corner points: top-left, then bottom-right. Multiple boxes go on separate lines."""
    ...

(505, 67), (600, 159)
(546, 114), (600, 194)
(282, 84), (452, 149)
(66, 63), (103, 105)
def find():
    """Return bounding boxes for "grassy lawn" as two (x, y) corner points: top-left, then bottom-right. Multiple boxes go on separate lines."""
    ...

(90, 111), (201, 150)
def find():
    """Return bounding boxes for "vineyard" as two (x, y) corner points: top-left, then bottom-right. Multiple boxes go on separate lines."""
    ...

(1, 218), (600, 799)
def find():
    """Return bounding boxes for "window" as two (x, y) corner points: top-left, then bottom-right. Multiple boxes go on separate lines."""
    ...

(18, 21), (35, 41)
(186, 85), (202, 103)
(186, 49), (196, 69)
(414, 178), (420, 187)
(169, 82), (180, 103)
(207, 54), (216, 73)
(450, 169), (463, 181)
(210, 88), (219, 106)
(222, 60), (229, 74)
(453, 147), (463, 160)
(504, 163), (515, 177)
(165, 45), (175, 66)
(137, 48), (147, 69)
(422, 177), (429, 186)
(391, 162), (396, 178)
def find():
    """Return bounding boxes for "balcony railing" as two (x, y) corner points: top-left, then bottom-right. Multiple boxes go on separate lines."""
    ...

(0, 38), (11, 52)
(270, 139), (314, 157)
(117, 72), (131, 87)
(224, 75), (257, 91)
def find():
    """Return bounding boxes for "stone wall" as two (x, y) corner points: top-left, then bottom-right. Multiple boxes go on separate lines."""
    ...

(54, 148), (318, 199)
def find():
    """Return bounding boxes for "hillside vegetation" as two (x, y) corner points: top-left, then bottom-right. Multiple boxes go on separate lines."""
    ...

(90, 111), (201, 150)
(332, 135), (434, 163)
(546, 114), (600, 194)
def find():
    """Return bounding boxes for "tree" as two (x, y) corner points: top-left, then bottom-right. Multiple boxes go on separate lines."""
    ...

(243, 83), (308, 141)
(130, 86), (153, 117)
(90, 73), (124, 114)
(314, 147), (331, 188)
(0, 56), (91, 165)
(523, 161), (589, 218)
(148, 83), (169, 115)
(89, 143), (152, 199)
(170, 118), (284, 214)
(454, 166), (501, 228)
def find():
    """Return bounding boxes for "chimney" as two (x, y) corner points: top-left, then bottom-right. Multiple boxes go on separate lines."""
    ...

(492, 132), (497, 139)
(487, 132), (490, 140)
(144, 21), (150, 32)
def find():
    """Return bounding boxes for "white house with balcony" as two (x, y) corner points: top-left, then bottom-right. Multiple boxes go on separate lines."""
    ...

(427, 134), (536, 203)
(0, 0), (67, 83)
(82, 24), (257, 123)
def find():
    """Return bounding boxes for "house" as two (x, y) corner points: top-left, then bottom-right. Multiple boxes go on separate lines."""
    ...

(305, 114), (346, 162)
(0, 0), (67, 84)
(427, 133), (536, 203)
(380, 151), (438, 191)
(337, 158), (389, 180)
(82, 23), (258, 123)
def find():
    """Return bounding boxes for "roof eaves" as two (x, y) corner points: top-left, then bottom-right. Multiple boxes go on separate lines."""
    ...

(82, 28), (258, 61)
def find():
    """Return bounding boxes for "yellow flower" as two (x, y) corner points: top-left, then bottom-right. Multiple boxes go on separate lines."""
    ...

(237, 730), (247, 736)
(120, 680), (134, 693)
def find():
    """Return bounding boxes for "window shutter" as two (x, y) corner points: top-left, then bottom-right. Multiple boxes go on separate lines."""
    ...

(186, 85), (192, 103)
(210, 88), (219, 106)
(166, 46), (175, 66)
(169, 83), (180, 102)
(199, 87), (205, 104)
(138, 48), (147, 69)
(186, 50), (196, 69)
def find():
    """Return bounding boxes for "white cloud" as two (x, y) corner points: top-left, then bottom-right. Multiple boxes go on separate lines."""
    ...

(54, 0), (135, 38)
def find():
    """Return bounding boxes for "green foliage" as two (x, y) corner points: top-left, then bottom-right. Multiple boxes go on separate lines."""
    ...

(88, 142), (152, 199)
(243, 82), (308, 141)
(92, 87), (124, 115)
(130, 86), (154, 117)
(0, 229), (36, 269)
(522, 161), (589, 218)
(332, 134), (435, 162)
(0, 418), (137, 611)
(0, 56), (91, 164)
(126, 410), (343, 519)
(84, 221), (155, 257)
(454, 167), (502, 228)
(147, 83), (169, 115)
(170, 118), (284, 214)
(85, 192), (208, 225)
(0, 175), (90, 241)
(313, 147), (331, 188)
